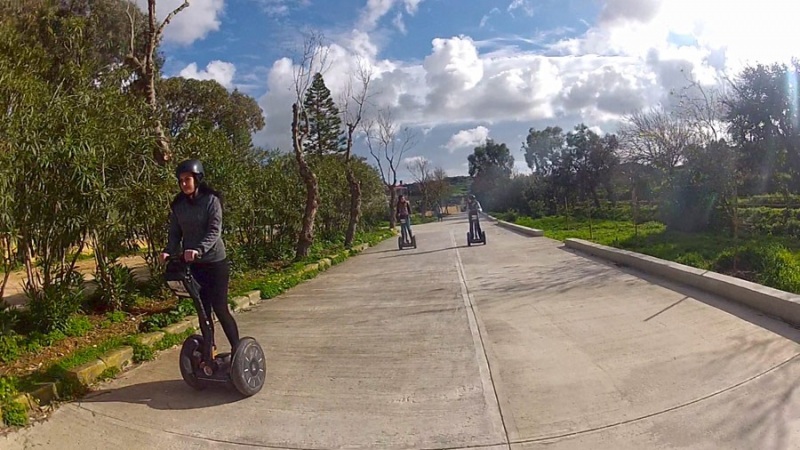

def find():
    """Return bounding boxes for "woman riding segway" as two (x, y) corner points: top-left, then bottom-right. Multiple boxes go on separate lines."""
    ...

(160, 159), (240, 354)
(161, 159), (266, 396)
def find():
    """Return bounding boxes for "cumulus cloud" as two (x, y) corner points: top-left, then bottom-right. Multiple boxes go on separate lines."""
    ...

(179, 61), (236, 89)
(135, 0), (224, 46)
(423, 36), (484, 114)
(444, 126), (490, 153)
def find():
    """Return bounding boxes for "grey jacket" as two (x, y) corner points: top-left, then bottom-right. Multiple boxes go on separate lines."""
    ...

(164, 190), (227, 263)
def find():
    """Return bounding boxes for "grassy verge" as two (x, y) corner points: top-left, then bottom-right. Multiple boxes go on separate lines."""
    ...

(500, 213), (800, 295)
(0, 228), (395, 426)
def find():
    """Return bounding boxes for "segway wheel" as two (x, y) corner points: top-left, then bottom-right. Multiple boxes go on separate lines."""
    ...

(398, 236), (403, 250)
(412, 235), (416, 249)
(231, 337), (267, 397)
(467, 232), (471, 246)
(481, 231), (486, 244)
(179, 334), (206, 391)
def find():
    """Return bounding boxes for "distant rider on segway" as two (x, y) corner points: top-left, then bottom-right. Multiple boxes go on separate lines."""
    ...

(467, 194), (483, 236)
(397, 194), (413, 241)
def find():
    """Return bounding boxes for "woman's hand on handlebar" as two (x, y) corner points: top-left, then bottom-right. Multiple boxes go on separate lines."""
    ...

(183, 249), (199, 262)
(160, 250), (199, 263)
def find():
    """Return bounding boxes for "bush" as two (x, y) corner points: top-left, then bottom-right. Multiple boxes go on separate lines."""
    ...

(95, 263), (138, 312)
(0, 335), (21, 364)
(64, 315), (92, 337)
(713, 243), (800, 293)
(24, 270), (85, 334)
(139, 298), (194, 332)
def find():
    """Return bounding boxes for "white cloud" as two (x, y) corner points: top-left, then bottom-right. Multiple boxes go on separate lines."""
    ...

(444, 126), (490, 153)
(403, 155), (428, 165)
(480, 7), (501, 28)
(423, 36), (484, 114)
(507, 0), (534, 17)
(392, 12), (407, 34)
(135, 0), (225, 46)
(359, 0), (396, 30)
(404, 0), (423, 14)
(179, 60), (236, 89)
(358, 0), (426, 31)
(254, 0), (310, 17)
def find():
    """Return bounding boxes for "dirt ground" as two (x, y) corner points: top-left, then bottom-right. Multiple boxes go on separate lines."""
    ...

(1, 255), (151, 308)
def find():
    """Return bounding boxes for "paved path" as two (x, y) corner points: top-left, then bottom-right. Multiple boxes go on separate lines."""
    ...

(5, 214), (800, 449)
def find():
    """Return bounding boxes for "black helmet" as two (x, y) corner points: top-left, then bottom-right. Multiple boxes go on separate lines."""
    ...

(175, 159), (204, 184)
(468, 194), (476, 200)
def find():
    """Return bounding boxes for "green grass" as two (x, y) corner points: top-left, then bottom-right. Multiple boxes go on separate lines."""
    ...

(507, 213), (800, 294)
(514, 216), (666, 246)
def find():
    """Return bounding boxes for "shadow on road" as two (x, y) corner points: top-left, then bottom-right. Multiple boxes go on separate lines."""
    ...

(79, 379), (246, 410)
(376, 245), (473, 259)
(559, 245), (800, 346)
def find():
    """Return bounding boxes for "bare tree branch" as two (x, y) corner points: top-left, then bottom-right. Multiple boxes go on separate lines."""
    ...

(673, 70), (731, 144)
(340, 56), (373, 162)
(292, 31), (331, 106)
(618, 106), (695, 175)
(156, 0), (190, 43)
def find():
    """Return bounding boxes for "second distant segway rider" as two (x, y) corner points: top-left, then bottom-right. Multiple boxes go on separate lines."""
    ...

(467, 194), (483, 235)
(396, 194), (413, 239)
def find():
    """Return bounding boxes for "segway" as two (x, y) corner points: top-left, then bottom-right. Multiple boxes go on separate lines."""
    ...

(466, 212), (486, 246)
(397, 217), (417, 250)
(164, 255), (266, 397)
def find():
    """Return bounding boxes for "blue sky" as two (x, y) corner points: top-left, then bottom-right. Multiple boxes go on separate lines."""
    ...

(147, 0), (800, 181)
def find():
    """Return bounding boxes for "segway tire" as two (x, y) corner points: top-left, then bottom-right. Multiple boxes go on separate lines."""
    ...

(231, 337), (267, 397)
(412, 235), (416, 249)
(481, 231), (486, 244)
(467, 232), (472, 246)
(179, 334), (206, 390)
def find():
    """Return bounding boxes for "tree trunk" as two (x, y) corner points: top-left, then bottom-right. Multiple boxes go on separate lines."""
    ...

(388, 185), (397, 229)
(344, 164), (362, 248)
(144, 3), (171, 164)
(292, 103), (319, 260)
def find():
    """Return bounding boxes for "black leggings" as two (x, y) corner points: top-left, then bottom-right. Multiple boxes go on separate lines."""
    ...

(190, 259), (240, 350)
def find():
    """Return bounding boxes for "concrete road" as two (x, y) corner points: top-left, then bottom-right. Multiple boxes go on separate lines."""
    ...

(5, 213), (800, 449)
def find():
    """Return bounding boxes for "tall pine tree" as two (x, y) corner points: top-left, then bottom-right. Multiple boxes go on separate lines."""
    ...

(302, 72), (346, 155)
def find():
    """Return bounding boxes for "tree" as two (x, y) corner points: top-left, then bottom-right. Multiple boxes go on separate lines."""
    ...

(302, 72), (345, 156)
(563, 124), (620, 207)
(408, 157), (433, 213)
(125, 0), (190, 164)
(468, 139), (514, 208)
(159, 78), (265, 147)
(363, 108), (418, 229)
(339, 58), (373, 247)
(618, 107), (694, 177)
(725, 62), (800, 194)
(290, 32), (329, 259)
(429, 167), (453, 213)
(523, 126), (564, 176)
